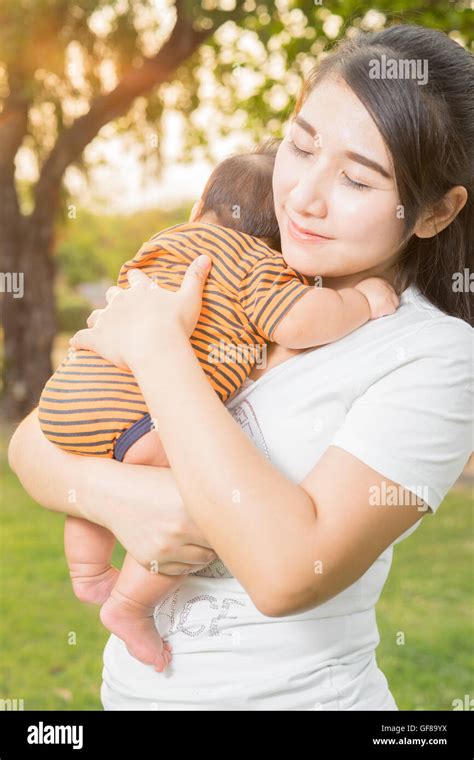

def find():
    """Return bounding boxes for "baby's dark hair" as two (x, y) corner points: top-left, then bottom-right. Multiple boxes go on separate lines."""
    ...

(198, 138), (282, 252)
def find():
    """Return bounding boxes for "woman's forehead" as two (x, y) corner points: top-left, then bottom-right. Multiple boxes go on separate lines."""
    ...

(297, 78), (392, 168)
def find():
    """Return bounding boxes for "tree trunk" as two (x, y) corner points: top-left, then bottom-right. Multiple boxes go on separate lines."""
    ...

(1, 207), (56, 421)
(1, 2), (243, 421)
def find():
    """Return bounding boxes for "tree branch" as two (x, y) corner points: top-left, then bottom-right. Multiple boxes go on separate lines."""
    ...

(33, 0), (238, 218)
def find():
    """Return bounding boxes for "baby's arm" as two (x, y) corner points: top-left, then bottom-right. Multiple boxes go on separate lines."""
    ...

(272, 277), (399, 349)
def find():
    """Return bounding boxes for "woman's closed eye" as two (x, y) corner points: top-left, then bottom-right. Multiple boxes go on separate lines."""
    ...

(342, 173), (371, 191)
(287, 138), (372, 191)
(287, 138), (312, 159)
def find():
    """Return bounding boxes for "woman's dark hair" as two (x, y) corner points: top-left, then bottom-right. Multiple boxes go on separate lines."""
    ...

(293, 24), (473, 324)
(199, 138), (282, 252)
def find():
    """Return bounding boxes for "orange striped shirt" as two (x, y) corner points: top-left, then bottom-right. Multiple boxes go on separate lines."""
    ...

(39, 222), (313, 457)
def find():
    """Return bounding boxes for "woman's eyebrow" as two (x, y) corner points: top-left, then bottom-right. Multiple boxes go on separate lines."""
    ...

(293, 114), (392, 179)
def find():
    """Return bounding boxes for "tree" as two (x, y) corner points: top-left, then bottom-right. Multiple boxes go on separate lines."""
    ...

(0, 0), (248, 419)
(0, 0), (470, 419)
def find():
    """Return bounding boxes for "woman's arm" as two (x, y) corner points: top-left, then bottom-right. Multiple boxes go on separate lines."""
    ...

(8, 408), (218, 573)
(129, 328), (425, 616)
(69, 265), (427, 617)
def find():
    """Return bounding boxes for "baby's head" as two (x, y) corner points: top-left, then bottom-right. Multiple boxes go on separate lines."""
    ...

(190, 138), (282, 252)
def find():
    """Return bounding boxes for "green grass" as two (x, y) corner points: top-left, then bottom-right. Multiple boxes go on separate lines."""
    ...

(376, 484), (473, 710)
(1, 430), (472, 710)
(0, 431), (126, 710)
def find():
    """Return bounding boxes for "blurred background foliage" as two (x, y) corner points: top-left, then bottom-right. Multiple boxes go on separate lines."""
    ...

(0, 0), (474, 348)
(1, 1), (473, 421)
(1, 0), (472, 711)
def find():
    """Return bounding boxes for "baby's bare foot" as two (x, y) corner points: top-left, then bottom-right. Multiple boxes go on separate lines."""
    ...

(100, 590), (172, 672)
(69, 563), (119, 605)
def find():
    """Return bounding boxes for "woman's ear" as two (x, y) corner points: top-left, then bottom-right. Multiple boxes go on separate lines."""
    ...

(414, 185), (468, 238)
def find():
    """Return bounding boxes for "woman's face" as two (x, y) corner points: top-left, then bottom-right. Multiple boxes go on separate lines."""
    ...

(272, 76), (406, 282)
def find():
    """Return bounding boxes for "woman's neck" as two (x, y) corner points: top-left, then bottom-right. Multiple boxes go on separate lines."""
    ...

(320, 261), (403, 293)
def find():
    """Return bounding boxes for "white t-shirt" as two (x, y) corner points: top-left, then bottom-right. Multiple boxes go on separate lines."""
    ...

(101, 284), (473, 710)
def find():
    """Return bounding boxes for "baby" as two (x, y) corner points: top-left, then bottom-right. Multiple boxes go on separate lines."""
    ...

(39, 138), (399, 673)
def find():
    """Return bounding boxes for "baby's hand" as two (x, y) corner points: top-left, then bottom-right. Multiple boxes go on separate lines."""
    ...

(354, 277), (399, 320)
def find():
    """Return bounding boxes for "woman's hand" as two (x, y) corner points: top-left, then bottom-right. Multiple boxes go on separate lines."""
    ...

(70, 255), (212, 370)
(109, 480), (219, 575)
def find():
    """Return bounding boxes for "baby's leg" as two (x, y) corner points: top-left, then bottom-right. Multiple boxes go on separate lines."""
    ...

(122, 429), (170, 467)
(100, 552), (180, 672)
(38, 349), (149, 459)
(65, 517), (120, 605)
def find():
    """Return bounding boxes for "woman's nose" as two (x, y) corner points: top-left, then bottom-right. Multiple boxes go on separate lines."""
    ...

(289, 171), (328, 217)
(289, 151), (330, 216)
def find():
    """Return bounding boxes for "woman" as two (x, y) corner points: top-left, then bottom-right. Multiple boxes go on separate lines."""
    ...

(9, 24), (473, 710)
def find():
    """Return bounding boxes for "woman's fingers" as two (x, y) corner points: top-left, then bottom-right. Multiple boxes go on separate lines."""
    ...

(156, 563), (197, 575)
(105, 285), (123, 304)
(86, 309), (103, 328)
(173, 544), (217, 564)
(157, 556), (216, 576)
(127, 268), (151, 288)
(154, 541), (217, 574)
(179, 255), (211, 299)
(69, 327), (94, 350)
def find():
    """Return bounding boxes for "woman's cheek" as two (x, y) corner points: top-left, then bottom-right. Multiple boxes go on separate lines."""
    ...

(336, 193), (375, 240)
(272, 148), (289, 209)
(335, 196), (397, 268)
(346, 193), (400, 241)
(371, 199), (406, 254)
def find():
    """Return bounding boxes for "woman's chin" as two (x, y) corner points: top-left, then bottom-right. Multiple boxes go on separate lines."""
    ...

(281, 242), (346, 279)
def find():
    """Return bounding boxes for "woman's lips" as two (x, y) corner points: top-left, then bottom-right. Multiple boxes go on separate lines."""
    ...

(287, 216), (332, 243)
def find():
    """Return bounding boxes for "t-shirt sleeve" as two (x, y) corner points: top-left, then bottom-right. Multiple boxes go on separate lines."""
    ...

(331, 321), (473, 514)
(239, 258), (314, 341)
